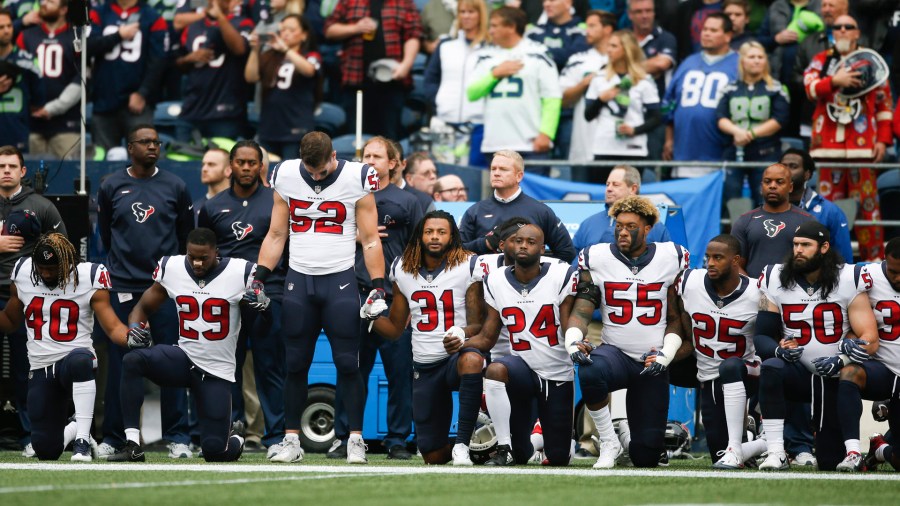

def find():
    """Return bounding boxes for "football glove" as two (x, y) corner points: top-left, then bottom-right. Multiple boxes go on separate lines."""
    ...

(838, 338), (871, 363)
(564, 328), (593, 365)
(126, 322), (152, 349)
(243, 280), (270, 310)
(639, 349), (668, 376)
(775, 345), (804, 362)
(812, 355), (844, 377)
(444, 326), (466, 349)
(872, 400), (890, 422)
(485, 226), (502, 252)
(360, 288), (387, 320)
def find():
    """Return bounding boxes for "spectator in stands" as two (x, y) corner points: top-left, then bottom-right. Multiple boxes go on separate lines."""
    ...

(0, 8), (41, 152)
(18, 0), (80, 159)
(629, 0), (676, 163)
(193, 147), (232, 223)
(584, 30), (660, 184)
(520, 0), (591, 25)
(324, 0), (423, 141)
(0, 144), (68, 458)
(675, 0), (725, 61)
(459, 150), (576, 261)
(716, 40), (790, 205)
(421, 0), (456, 54)
(804, 14), (892, 261)
(96, 124), (194, 460)
(526, 0), (589, 162)
(782, 147), (853, 262)
(6, 0), (39, 35)
(559, 9), (613, 173)
(245, 14), (321, 160)
(87, 0), (167, 150)
(724, 0), (755, 49)
(467, 6), (562, 175)
(760, 0), (823, 136)
(403, 151), (438, 210)
(793, 0), (848, 144)
(432, 174), (469, 202)
(853, 0), (896, 55)
(148, 0), (185, 102)
(572, 164), (669, 251)
(423, 0), (489, 167)
(663, 12), (738, 178)
(177, 0), (254, 139)
(253, 0), (306, 36)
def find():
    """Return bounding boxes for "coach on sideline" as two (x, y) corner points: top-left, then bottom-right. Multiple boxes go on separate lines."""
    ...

(459, 150), (576, 262)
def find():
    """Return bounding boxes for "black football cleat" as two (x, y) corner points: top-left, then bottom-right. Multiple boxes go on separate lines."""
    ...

(108, 441), (146, 462)
(484, 444), (515, 466)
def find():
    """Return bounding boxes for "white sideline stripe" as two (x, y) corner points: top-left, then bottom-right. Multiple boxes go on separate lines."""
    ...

(1, 463), (899, 481)
(0, 473), (382, 495)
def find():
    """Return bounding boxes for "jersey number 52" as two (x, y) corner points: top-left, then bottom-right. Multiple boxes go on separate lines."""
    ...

(289, 199), (347, 234)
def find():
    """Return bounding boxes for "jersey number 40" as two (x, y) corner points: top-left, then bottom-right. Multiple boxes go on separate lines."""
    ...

(25, 297), (79, 342)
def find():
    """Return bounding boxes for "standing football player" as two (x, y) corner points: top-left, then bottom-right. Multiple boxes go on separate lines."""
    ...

(372, 210), (485, 465)
(250, 131), (384, 464)
(838, 237), (900, 472)
(566, 195), (690, 469)
(756, 221), (878, 471)
(109, 228), (254, 463)
(0, 233), (143, 461)
(461, 224), (578, 466)
(677, 234), (765, 468)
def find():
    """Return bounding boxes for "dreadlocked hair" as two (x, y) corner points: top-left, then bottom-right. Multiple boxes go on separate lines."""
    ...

(608, 195), (659, 226)
(400, 210), (472, 277)
(32, 233), (79, 292)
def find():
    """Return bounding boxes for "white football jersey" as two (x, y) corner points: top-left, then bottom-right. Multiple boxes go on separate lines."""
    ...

(862, 262), (900, 377)
(758, 263), (871, 373)
(558, 48), (608, 163)
(13, 259), (110, 370)
(473, 253), (564, 359)
(678, 269), (758, 382)
(484, 262), (578, 381)
(153, 255), (255, 382)
(391, 255), (478, 365)
(470, 39), (562, 153)
(579, 242), (689, 361)
(269, 159), (378, 275)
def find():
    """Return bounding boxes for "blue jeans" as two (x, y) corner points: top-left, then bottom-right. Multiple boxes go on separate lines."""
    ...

(101, 292), (189, 446)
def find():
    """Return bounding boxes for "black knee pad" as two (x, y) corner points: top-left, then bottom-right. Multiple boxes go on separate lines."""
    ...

(283, 339), (312, 374)
(121, 349), (145, 374)
(201, 435), (227, 459)
(718, 357), (747, 384)
(67, 349), (96, 382)
(759, 358), (786, 392)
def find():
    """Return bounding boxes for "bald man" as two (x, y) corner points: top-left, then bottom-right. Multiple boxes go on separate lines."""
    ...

(432, 175), (469, 202)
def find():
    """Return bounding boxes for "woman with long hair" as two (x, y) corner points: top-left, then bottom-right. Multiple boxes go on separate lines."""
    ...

(717, 41), (790, 205)
(423, 0), (490, 166)
(245, 14), (322, 160)
(583, 30), (661, 184)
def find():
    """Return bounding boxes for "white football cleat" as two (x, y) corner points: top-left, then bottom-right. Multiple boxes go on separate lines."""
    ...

(269, 438), (304, 463)
(791, 451), (816, 467)
(759, 450), (789, 471)
(21, 443), (35, 458)
(167, 442), (193, 459)
(592, 438), (622, 469)
(713, 446), (744, 469)
(96, 442), (117, 460)
(835, 451), (864, 472)
(347, 435), (368, 464)
(452, 443), (473, 466)
(266, 442), (285, 460)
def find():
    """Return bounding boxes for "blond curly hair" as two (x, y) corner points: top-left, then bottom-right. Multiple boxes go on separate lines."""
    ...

(608, 195), (659, 226)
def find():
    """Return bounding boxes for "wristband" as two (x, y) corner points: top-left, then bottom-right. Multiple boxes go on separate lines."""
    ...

(371, 278), (385, 290)
(839, 354), (851, 367)
(749, 129), (757, 140)
(254, 265), (272, 283)
(565, 327), (584, 354)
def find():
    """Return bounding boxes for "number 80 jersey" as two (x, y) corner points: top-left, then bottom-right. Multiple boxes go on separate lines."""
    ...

(153, 255), (255, 382)
(579, 242), (689, 361)
(12, 258), (111, 371)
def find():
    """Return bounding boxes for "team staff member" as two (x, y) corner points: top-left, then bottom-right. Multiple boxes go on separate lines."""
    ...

(96, 125), (194, 459)
(0, 145), (67, 458)
(198, 140), (286, 453)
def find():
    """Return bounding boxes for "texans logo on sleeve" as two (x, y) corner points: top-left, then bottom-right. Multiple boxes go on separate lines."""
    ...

(132, 203), (155, 223)
(232, 222), (254, 241)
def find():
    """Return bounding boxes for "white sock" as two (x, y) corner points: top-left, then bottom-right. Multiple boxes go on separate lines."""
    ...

(284, 433), (299, 442)
(876, 445), (887, 462)
(845, 439), (861, 454)
(125, 428), (141, 444)
(722, 381), (746, 451)
(63, 421), (77, 448)
(72, 380), (96, 440)
(761, 419), (785, 454)
(484, 379), (512, 446)
(588, 406), (617, 444)
(530, 431), (544, 452)
(740, 438), (767, 460)
(348, 433), (363, 443)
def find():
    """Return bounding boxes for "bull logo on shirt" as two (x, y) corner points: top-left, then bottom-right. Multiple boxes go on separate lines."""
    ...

(232, 222), (254, 241)
(131, 203), (155, 223)
(763, 219), (786, 238)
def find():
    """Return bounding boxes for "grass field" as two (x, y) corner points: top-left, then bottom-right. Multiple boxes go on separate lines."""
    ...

(1, 451), (898, 505)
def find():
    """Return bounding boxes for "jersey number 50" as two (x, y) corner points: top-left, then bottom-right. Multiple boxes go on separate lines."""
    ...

(782, 303), (843, 345)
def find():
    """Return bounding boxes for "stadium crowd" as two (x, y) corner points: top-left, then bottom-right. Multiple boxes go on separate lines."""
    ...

(2, 0), (900, 475)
